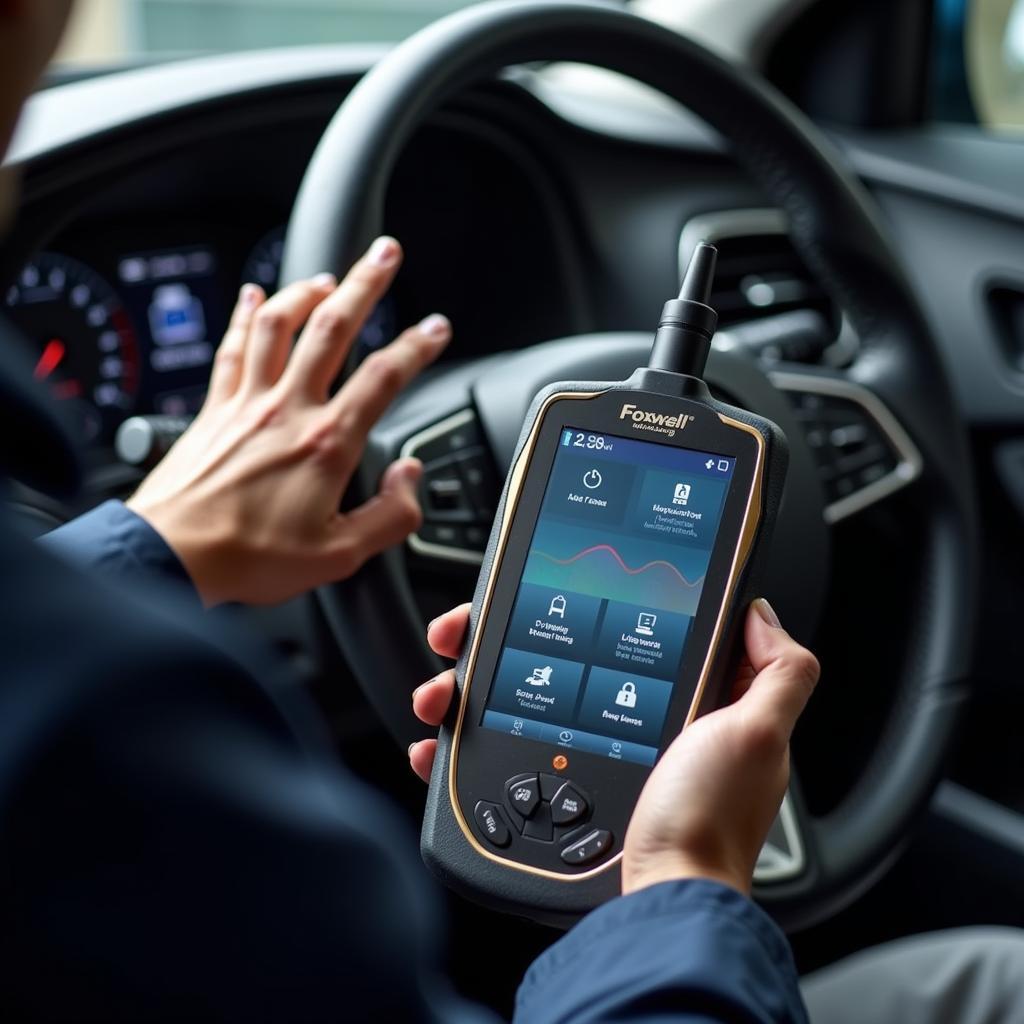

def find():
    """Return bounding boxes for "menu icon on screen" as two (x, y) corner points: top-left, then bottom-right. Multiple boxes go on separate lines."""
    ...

(634, 613), (657, 637)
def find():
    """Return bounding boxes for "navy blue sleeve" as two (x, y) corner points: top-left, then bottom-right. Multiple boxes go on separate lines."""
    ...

(516, 879), (808, 1024)
(41, 499), (197, 595)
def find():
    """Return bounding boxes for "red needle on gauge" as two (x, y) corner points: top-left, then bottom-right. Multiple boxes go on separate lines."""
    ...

(33, 338), (66, 380)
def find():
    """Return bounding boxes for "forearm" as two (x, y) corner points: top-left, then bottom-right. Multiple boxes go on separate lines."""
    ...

(515, 879), (807, 1024)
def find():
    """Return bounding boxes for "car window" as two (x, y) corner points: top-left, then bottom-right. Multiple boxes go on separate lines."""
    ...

(55, 0), (626, 66)
(933, 0), (1024, 131)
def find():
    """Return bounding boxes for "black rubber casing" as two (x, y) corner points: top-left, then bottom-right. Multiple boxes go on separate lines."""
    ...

(422, 369), (788, 926)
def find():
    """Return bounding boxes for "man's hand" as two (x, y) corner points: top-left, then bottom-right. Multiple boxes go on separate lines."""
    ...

(127, 237), (451, 606)
(409, 599), (818, 897)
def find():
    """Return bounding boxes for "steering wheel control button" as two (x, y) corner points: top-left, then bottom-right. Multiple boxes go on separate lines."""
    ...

(402, 411), (501, 563)
(422, 460), (473, 519)
(473, 801), (511, 848)
(405, 409), (484, 465)
(550, 783), (588, 825)
(506, 774), (541, 818)
(417, 523), (463, 548)
(784, 387), (902, 507)
(560, 829), (613, 866)
(455, 450), (498, 521)
(769, 371), (926, 525)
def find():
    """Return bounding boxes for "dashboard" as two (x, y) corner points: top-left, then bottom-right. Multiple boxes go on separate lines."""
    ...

(3, 228), (394, 445)
(2, 71), (591, 458)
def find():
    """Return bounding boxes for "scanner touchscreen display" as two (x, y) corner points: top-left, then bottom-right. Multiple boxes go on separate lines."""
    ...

(481, 426), (736, 766)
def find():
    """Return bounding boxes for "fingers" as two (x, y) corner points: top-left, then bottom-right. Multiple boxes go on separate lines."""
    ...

(426, 603), (471, 659)
(412, 669), (456, 727)
(240, 275), (336, 394)
(408, 739), (438, 783)
(326, 313), (452, 439)
(285, 236), (404, 399)
(206, 283), (264, 404)
(322, 459), (423, 579)
(737, 599), (820, 746)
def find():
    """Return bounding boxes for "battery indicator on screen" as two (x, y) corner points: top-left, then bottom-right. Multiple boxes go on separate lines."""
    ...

(561, 430), (572, 447)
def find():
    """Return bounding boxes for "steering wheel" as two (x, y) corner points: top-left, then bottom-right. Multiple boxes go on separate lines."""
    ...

(280, 0), (977, 930)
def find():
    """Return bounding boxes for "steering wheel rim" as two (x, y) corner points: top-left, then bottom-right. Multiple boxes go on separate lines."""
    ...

(281, 0), (978, 929)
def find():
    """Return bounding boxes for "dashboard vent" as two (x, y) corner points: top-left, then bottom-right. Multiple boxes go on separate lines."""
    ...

(679, 209), (840, 362)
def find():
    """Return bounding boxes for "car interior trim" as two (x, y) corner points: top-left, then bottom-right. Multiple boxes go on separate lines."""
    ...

(677, 207), (789, 283)
(401, 408), (488, 565)
(769, 371), (924, 523)
(754, 792), (806, 883)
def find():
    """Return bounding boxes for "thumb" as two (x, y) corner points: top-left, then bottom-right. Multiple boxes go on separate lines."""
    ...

(737, 599), (820, 743)
(326, 458), (423, 578)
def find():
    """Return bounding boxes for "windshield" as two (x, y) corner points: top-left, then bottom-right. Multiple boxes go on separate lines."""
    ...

(56, 0), (576, 65)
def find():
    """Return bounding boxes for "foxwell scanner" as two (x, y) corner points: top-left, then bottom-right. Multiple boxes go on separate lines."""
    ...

(421, 243), (788, 924)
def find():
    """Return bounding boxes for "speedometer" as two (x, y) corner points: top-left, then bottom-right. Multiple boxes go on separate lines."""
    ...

(4, 253), (140, 442)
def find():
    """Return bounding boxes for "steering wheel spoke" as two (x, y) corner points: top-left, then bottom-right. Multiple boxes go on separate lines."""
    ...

(400, 407), (495, 565)
(755, 787), (809, 885)
(769, 367), (923, 524)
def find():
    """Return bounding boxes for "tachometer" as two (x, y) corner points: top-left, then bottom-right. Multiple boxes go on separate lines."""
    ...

(242, 227), (397, 359)
(4, 253), (140, 443)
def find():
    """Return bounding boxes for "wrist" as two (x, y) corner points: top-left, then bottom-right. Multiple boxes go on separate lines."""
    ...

(124, 498), (221, 606)
(622, 852), (751, 898)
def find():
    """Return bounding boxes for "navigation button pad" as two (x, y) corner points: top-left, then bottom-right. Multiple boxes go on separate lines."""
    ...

(473, 801), (511, 848)
(493, 772), (596, 855)
(505, 773), (541, 820)
(560, 828), (614, 866)
(550, 783), (588, 825)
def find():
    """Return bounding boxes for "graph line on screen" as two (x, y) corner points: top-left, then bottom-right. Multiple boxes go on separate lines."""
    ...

(524, 542), (707, 615)
(531, 544), (703, 588)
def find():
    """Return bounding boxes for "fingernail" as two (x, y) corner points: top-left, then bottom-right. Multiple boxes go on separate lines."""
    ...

(396, 458), (423, 485)
(368, 236), (400, 267)
(426, 617), (438, 635)
(754, 597), (782, 628)
(419, 313), (451, 339)
(313, 272), (337, 288)
(415, 672), (444, 697)
(408, 741), (417, 756)
(239, 283), (261, 307)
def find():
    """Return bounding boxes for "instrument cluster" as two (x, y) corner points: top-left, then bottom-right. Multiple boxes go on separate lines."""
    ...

(3, 228), (396, 447)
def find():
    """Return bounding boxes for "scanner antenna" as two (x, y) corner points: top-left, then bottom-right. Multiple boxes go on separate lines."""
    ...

(647, 241), (719, 378)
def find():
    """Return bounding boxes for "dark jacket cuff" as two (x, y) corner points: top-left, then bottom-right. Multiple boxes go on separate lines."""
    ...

(516, 878), (807, 1024)
(41, 500), (198, 597)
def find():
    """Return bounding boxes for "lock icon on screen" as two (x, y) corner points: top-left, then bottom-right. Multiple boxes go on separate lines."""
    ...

(615, 681), (638, 709)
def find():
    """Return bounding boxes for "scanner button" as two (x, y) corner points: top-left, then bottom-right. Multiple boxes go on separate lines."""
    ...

(538, 773), (564, 801)
(474, 801), (511, 848)
(522, 802), (554, 843)
(560, 829), (613, 866)
(550, 783), (588, 825)
(506, 775), (541, 818)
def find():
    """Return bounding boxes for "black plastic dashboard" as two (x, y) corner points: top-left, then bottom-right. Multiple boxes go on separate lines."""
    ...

(3, 68), (595, 458)
(7, 44), (1024, 452)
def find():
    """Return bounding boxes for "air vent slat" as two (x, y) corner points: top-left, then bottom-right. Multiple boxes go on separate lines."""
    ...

(679, 210), (840, 365)
(706, 233), (833, 334)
